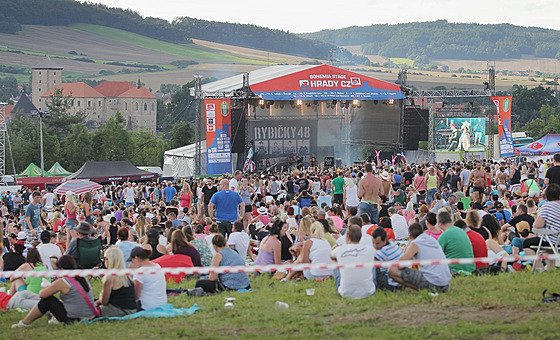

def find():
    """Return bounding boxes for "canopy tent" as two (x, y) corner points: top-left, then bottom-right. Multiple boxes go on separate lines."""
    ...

(163, 141), (207, 178)
(192, 64), (405, 101)
(67, 161), (157, 183)
(514, 134), (560, 156)
(48, 162), (72, 177)
(19, 163), (54, 177)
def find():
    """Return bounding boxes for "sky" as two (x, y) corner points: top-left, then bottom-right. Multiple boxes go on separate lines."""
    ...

(93, 0), (560, 33)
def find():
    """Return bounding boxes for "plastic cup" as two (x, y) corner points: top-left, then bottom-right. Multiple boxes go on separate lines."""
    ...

(224, 302), (234, 309)
(274, 301), (289, 310)
(306, 289), (315, 297)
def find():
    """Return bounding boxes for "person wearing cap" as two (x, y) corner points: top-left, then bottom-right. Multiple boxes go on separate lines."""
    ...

(510, 221), (534, 256)
(129, 247), (167, 310)
(37, 230), (62, 270)
(493, 202), (511, 227)
(65, 222), (97, 262)
(24, 191), (44, 238)
(208, 179), (244, 237)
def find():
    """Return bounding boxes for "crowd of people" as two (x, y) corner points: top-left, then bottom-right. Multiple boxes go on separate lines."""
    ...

(2, 153), (560, 326)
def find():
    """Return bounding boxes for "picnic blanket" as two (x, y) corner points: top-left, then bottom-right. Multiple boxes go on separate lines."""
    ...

(80, 304), (200, 324)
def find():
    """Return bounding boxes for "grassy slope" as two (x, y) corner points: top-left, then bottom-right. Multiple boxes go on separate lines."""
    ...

(71, 24), (268, 65)
(3, 271), (560, 339)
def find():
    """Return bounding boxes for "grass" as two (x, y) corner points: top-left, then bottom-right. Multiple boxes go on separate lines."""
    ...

(71, 24), (268, 65)
(2, 270), (560, 339)
(389, 57), (415, 67)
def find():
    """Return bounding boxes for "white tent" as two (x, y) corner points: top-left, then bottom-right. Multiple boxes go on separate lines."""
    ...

(163, 141), (206, 178)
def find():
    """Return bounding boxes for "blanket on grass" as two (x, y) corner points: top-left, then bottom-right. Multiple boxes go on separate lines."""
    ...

(80, 304), (200, 324)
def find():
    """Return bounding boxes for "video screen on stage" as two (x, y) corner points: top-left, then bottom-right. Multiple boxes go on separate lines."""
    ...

(434, 117), (486, 152)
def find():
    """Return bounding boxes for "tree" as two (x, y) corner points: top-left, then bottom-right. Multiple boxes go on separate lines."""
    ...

(525, 105), (560, 139)
(130, 130), (165, 166)
(45, 88), (87, 136)
(167, 121), (195, 150)
(511, 85), (558, 126)
(61, 124), (93, 171)
(92, 112), (134, 161)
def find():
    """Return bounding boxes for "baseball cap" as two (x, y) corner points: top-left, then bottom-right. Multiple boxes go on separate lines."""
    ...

(484, 201), (494, 207)
(495, 202), (504, 210)
(516, 221), (530, 235)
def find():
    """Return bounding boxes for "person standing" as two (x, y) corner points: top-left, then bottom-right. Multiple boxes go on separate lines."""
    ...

(163, 182), (177, 205)
(229, 170), (242, 192)
(332, 173), (345, 205)
(24, 191), (44, 239)
(42, 188), (55, 211)
(545, 154), (560, 187)
(201, 179), (218, 217)
(208, 179), (244, 237)
(123, 182), (136, 208)
(358, 163), (384, 225)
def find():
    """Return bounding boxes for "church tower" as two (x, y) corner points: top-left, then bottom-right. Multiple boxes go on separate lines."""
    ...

(32, 56), (62, 111)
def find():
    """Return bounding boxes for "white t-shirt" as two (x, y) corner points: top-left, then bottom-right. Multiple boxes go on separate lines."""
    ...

(331, 243), (376, 299)
(37, 243), (62, 270)
(227, 231), (250, 258)
(337, 232), (374, 249)
(133, 264), (167, 310)
(391, 214), (409, 240)
(539, 164), (547, 180)
(43, 192), (55, 209)
(124, 187), (135, 203)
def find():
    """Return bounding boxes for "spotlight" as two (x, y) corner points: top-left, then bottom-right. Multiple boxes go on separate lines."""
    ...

(259, 99), (265, 108)
(352, 99), (359, 107)
(296, 99), (303, 106)
(388, 99), (395, 105)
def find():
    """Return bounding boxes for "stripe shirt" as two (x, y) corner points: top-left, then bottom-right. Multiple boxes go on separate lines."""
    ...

(375, 241), (403, 286)
(538, 201), (560, 245)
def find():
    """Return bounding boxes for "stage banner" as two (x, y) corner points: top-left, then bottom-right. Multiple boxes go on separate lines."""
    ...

(205, 99), (232, 175)
(491, 96), (514, 157)
(248, 119), (317, 169)
(242, 147), (254, 173)
(433, 117), (486, 152)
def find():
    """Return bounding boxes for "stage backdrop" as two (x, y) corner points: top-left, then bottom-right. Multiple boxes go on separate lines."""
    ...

(248, 120), (318, 168)
(434, 117), (486, 152)
(205, 99), (232, 175)
(491, 96), (514, 157)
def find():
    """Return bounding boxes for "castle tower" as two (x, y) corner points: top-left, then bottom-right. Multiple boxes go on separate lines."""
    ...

(32, 56), (62, 111)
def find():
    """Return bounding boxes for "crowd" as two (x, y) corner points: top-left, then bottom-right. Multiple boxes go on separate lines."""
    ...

(2, 153), (560, 327)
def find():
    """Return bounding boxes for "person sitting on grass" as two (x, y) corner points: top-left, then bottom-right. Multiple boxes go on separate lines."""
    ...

(371, 227), (403, 291)
(9, 247), (49, 295)
(129, 247), (167, 311)
(436, 209), (476, 274)
(330, 225), (376, 299)
(195, 234), (251, 293)
(388, 222), (451, 292)
(11, 255), (96, 328)
(96, 247), (137, 317)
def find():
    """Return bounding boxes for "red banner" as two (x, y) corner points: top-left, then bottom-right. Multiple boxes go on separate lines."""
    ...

(491, 96), (514, 157)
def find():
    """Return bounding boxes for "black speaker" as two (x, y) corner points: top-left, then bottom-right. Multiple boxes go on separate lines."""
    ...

(403, 107), (429, 150)
(230, 108), (246, 153)
(324, 157), (334, 167)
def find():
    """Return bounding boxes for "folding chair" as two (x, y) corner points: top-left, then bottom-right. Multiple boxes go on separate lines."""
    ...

(530, 229), (560, 272)
(76, 237), (102, 269)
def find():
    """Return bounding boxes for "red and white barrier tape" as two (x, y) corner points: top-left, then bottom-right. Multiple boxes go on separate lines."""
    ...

(1, 254), (558, 280)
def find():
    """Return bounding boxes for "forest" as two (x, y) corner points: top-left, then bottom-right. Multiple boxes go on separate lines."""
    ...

(302, 20), (560, 61)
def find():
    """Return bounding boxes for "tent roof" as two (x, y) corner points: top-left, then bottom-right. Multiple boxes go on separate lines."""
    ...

(514, 134), (560, 156)
(19, 163), (54, 177)
(67, 161), (157, 182)
(48, 162), (72, 176)
(192, 64), (404, 100)
(165, 141), (206, 158)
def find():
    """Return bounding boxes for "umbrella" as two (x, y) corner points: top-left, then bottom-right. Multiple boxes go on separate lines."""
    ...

(54, 179), (102, 196)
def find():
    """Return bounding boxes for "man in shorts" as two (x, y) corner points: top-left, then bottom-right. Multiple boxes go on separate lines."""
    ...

(24, 191), (44, 238)
(468, 162), (487, 204)
(389, 222), (451, 292)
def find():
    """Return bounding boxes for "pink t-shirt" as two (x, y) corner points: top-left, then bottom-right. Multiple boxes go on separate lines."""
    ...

(330, 215), (344, 231)
(414, 175), (427, 192)
(180, 194), (191, 208)
(403, 210), (416, 224)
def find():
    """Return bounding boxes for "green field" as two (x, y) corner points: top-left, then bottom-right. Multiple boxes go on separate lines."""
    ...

(389, 57), (415, 67)
(3, 270), (560, 339)
(71, 24), (267, 65)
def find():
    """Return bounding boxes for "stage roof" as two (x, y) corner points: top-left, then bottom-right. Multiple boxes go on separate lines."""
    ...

(193, 64), (404, 101)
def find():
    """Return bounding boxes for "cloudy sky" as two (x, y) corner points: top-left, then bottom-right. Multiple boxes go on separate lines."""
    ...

(94, 0), (559, 33)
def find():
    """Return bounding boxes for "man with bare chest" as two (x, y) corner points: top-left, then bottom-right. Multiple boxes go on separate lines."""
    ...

(358, 163), (384, 224)
(469, 162), (487, 203)
(496, 167), (508, 198)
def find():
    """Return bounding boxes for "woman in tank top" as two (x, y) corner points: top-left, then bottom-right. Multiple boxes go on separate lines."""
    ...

(97, 247), (137, 317)
(301, 221), (334, 280)
(12, 255), (95, 327)
(254, 220), (285, 266)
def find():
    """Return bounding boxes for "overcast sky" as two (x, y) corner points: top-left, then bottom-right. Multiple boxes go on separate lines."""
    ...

(93, 0), (560, 33)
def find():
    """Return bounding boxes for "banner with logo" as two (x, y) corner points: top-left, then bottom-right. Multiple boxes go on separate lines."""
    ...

(242, 147), (254, 173)
(491, 96), (514, 157)
(250, 64), (404, 101)
(205, 99), (232, 175)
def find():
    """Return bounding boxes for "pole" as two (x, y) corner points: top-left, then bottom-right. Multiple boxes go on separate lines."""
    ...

(39, 114), (44, 177)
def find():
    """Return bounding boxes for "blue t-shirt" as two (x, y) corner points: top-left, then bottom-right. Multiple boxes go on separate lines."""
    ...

(219, 248), (250, 289)
(494, 210), (511, 223)
(25, 202), (42, 230)
(210, 190), (243, 222)
(163, 186), (177, 203)
(393, 174), (402, 184)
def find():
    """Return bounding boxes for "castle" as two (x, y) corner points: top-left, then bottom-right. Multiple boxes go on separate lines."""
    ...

(31, 57), (157, 133)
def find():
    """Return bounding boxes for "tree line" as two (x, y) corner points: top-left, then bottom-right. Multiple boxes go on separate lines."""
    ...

(302, 20), (560, 61)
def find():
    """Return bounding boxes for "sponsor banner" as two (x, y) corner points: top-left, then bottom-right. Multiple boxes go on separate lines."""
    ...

(242, 147), (254, 173)
(434, 117), (486, 152)
(250, 64), (405, 101)
(248, 120), (317, 168)
(205, 99), (232, 175)
(491, 96), (514, 157)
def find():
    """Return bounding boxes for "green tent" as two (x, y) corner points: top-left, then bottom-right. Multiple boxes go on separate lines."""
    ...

(19, 163), (54, 177)
(48, 162), (72, 177)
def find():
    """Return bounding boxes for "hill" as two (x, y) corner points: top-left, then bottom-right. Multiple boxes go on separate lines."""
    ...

(302, 20), (560, 62)
(0, 0), (351, 61)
